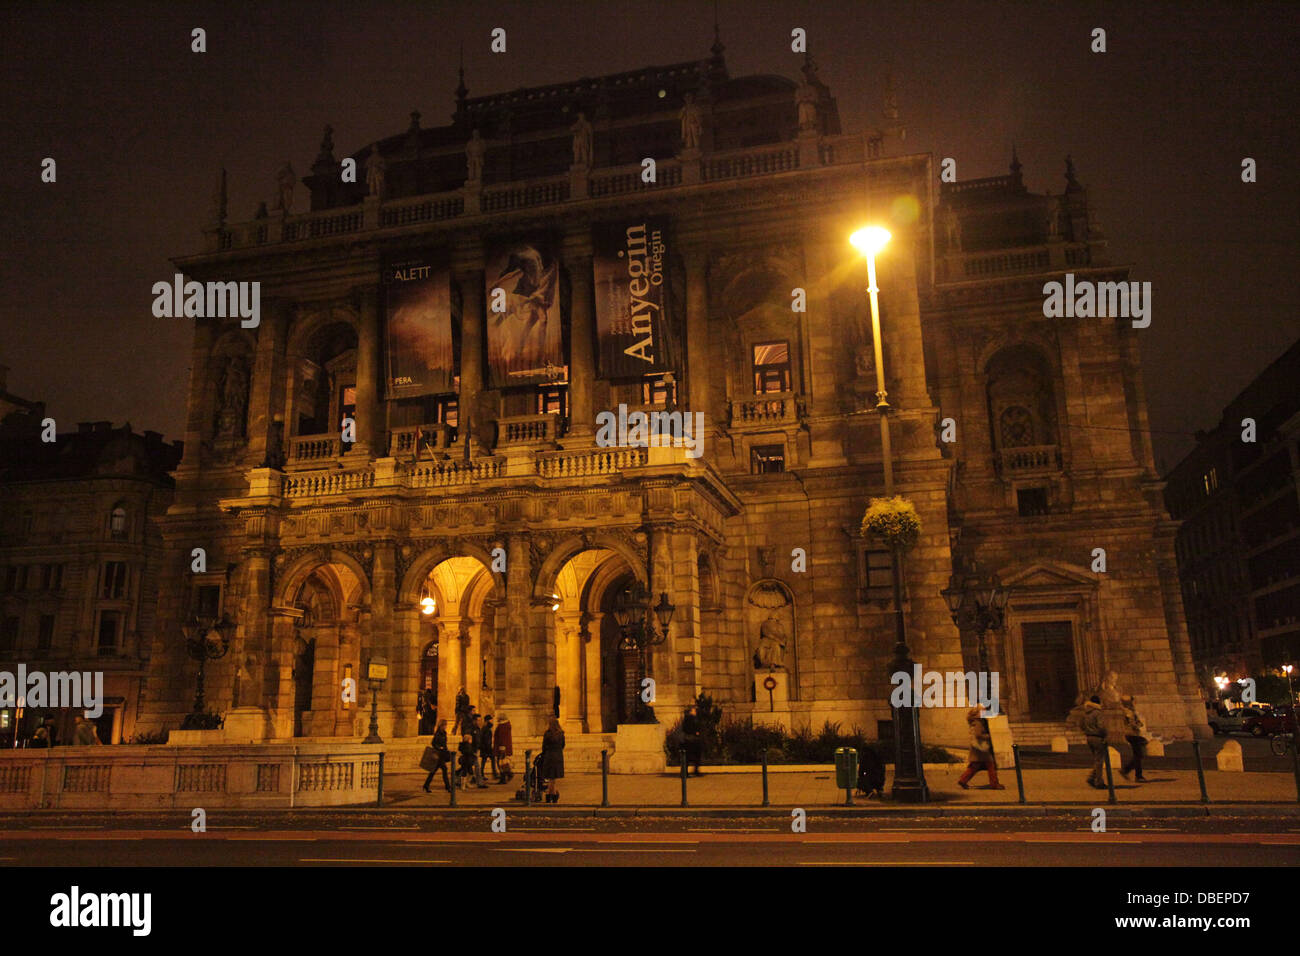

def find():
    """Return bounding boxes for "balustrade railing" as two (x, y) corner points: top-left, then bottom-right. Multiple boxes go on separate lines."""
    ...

(406, 457), (503, 488)
(289, 433), (341, 462)
(536, 446), (649, 478)
(703, 142), (799, 181)
(997, 444), (1062, 475)
(282, 468), (375, 498)
(499, 413), (561, 445)
(729, 392), (803, 426)
(389, 423), (454, 458)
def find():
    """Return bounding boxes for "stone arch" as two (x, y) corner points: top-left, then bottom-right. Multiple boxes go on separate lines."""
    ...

(284, 305), (360, 440)
(531, 532), (646, 603)
(983, 342), (1061, 454)
(398, 541), (504, 605)
(276, 547), (372, 610)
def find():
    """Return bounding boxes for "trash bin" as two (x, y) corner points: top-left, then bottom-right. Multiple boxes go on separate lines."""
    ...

(834, 747), (858, 790)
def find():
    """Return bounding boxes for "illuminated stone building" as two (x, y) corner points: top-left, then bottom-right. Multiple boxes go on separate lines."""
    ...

(139, 44), (1207, 759)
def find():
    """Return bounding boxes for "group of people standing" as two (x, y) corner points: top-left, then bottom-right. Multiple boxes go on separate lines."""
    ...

(418, 687), (569, 803)
(1081, 693), (1150, 787)
(26, 715), (101, 748)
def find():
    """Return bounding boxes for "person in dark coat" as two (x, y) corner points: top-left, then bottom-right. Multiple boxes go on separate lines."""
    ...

(424, 718), (452, 792)
(1081, 695), (1109, 789)
(681, 704), (704, 776)
(540, 716), (565, 803)
(478, 715), (498, 781)
(457, 734), (476, 789)
(418, 689), (437, 735)
(452, 687), (471, 734)
(494, 713), (514, 784)
(1118, 695), (1150, 782)
(29, 725), (49, 748)
(466, 714), (488, 787)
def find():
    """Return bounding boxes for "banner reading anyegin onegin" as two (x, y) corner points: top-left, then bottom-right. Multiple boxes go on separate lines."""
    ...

(593, 217), (676, 379)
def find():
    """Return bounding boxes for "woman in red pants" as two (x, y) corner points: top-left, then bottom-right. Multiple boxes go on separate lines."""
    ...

(957, 705), (1005, 790)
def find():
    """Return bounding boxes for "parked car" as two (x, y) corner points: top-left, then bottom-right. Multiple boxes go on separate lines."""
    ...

(1208, 705), (1270, 735)
(1243, 706), (1295, 737)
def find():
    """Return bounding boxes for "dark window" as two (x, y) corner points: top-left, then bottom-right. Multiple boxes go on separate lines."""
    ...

(102, 562), (127, 599)
(535, 385), (568, 417)
(1, 567), (13, 592)
(97, 612), (120, 654)
(752, 342), (791, 394)
(36, 615), (54, 653)
(0, 617), (17, 654)
(14, 566), (27, 592)
(110, 506), (127, 539)
(194, 585), (222, 620)
(751, 444), (786, 474)
(40, 564), (52, 590)
(641, 373), (676, 406)
(1017, 488), (1049, 517)
(51, 565), (62, 591)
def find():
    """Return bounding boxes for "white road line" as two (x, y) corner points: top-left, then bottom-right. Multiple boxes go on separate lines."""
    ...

(300, 858), (449, 864)
(493, 847), (571, 853)
(880, 827), (976, 832)
(571, 848), (696, 853)
(338, 826), (419, 830)
(687, 828), (775, 832)
(799, 861), (974, 866)
(510, 827), (596, 832)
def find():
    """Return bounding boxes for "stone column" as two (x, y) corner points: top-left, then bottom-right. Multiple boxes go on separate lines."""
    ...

(246, 299), (291, 466)
(354, 286), (382, 457)
(683, 247), (711, 418)
(566, 252), (596, 435)
(179, 320), (215, 472)
(646, 521), (680, 712)
(456, 269), (485, 451)
(502, 534), (539, 731)
(583, 612), (603, 732)
(370, 542), (403, 736)
(267, 611), (299, 739)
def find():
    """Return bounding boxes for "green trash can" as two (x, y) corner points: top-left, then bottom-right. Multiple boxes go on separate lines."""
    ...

(835, 747), (858, 790)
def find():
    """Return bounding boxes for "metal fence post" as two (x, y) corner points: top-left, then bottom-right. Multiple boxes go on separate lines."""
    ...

(1291, 736), (1300, 804)
(680, 748), (688, 807)
(1011, 744), (1025, 804)
(1192, 739), (1210, 804)
(449, 749), (458, 807)
(601, 749), (610, 808)
(525, 749), (533, 807)
(761, 748), (770, 807)
(376, 751), (385, 807)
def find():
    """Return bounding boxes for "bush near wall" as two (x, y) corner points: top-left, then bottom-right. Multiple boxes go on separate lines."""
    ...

(665, 716), (959, 766)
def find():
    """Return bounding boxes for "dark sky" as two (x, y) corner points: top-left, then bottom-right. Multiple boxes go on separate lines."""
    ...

(2, 0), (1297, 470)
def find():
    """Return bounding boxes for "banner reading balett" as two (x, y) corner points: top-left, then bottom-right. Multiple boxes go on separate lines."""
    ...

(384, 260), (455, 399)
(593, 218), (675, 379)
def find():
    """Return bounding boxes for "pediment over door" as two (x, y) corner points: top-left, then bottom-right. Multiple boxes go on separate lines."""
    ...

(1000, 561), (1099, 592)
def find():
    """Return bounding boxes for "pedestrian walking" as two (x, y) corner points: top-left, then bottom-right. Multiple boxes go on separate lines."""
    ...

(72, 715), (101, 747)
(422, 719), (452, 792)
(478, 715), (498, 781)
(495, 713), (514, 784)
(452, 687), (471, 734)
(417, 688), (437, 735)
(457, 733), (477, 790)
(1081, 695), (1108, 789)
(29, 725), (49, 748)
(1119, 695), (1150, 782)
(42, 718), (58, 747)
(956, 705), (1005, 789)
(466, 714), (488, 788)
(540, 716), (565, 803)
(681, 704), (704, 776)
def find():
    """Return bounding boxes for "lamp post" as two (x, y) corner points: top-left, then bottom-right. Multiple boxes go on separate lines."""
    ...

(850, 225), (928, 802)
(364, 656), (388, 744)
(181, 613), (235, 729)
(942, 566), (1011, 718)
(1284, 665), (1296, 707)
(610, 580), (675, 724)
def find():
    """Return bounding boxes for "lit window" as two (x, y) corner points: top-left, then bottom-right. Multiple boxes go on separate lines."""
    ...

(752, 342), (791, 394)
(110, 506), (127, 539)
(751, 444), (785, 474)
(642, 373), (676, 406)
(535, 386), (567, 417)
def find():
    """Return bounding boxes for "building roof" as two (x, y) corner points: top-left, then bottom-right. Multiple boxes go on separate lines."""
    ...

(0, 421), (183, 486)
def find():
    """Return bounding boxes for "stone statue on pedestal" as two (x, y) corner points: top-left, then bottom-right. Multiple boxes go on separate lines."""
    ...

(365, 145), (386, 198)
(679, 93), (703, 150)
(215, 355), (249, 438)
(275, 162), (296, 215)
(466, 129), (485, 183)
(755, 614), (788, 669)
(570, 113), (593, 167)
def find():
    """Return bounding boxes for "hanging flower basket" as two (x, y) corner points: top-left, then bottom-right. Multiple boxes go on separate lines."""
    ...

(861, 496), (922, 552)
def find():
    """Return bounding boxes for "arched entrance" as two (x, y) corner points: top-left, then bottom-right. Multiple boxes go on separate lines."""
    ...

(410, 555), (502, 724)
(283, 560), (367, 738)
(418, 638), (439, 733)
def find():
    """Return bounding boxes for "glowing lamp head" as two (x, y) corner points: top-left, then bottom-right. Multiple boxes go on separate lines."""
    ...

(1284, 664), (1294, 674)
(420, 596), (435, 616)
(850, 226), (892, 257)
(551, 594), (561, 612)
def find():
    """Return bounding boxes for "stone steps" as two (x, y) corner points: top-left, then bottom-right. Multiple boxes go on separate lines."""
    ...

(384, 733), (621, 773)
(1009, 721), (1085, 747)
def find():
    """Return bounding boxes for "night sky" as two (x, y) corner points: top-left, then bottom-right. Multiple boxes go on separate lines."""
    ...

(2, 0), (1296, 470)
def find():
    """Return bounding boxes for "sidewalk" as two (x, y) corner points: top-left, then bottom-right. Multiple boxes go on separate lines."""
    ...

(385, 765), (1300, 809)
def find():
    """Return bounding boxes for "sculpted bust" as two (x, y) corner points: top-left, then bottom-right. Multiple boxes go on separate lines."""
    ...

(756, 614), (788, 669)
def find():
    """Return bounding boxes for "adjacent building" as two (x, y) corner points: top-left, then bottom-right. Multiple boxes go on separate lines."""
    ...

(0, 414), (183, 744)
(1165, 338), (1300, 676)
(135, 43), (1208, 755)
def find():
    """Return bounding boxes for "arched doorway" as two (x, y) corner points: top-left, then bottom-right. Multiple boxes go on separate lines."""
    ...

(292, 636), (315, 738)
(418, 638), (439, 733)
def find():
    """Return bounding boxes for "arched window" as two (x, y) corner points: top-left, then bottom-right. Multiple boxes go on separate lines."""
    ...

(109, 506), (127, 539)
(999, 405), (1035, 448)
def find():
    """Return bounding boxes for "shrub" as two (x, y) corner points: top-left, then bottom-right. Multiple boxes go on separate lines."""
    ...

(180, 711), (224, 731)
(861, 496), (922, 552)
(127, 729), (170, 745)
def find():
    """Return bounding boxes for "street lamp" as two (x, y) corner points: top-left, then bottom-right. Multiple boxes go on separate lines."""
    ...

(1283, 665), (1295, 708)
(181, 612), (235, 729)
(851, 225), (930, 802)
(363, 656), (388, 744)
(611, 579), (675, 724)
(941, 564), (1012, 676)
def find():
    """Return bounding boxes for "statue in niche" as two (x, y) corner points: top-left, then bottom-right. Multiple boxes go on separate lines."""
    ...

(465, 129), (486, 183)
(748, 582), (793, 671)
(275, 162), (296, 215)
(679, 93), (703, 150)
(570, 112), (593, 167)
(942, 206), (962, 250)
(365, 145), (386, 198)
(215, 355), (249, 438)
(796, 79), (818, 132)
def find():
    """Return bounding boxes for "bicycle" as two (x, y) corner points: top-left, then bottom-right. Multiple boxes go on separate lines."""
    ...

(1269, 732), (1294, 757)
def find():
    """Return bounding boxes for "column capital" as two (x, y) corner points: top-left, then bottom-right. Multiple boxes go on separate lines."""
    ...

(560, 231), (594, 261)
(451, 237), (485, 274)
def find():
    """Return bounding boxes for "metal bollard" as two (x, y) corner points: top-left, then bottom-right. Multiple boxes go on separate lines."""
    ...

(1191, 739), (1209, 804)
(680, 748), (688, 807)
(601, 749), (610, 808)
(1011, 744), (1025, 804)
(761, 749), (770, 807)
(376, 751), (385, 807)
(1102, 743), (1117, 804)
(525, 749), (533, 807)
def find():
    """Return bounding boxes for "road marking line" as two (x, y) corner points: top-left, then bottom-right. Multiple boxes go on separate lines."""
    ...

(799, 861), (973, 866)
(300, 858), (449, 864)
(510, 827), (596, 832)
(493, 847), (571, 853)
(572, 848), (696, 853)
(880, 827), (976, 832)
(339, 826), (419, 830)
